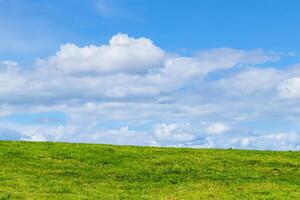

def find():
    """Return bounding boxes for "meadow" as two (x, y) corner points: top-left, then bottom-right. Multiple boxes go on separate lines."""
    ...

(0, 141), (299, 199)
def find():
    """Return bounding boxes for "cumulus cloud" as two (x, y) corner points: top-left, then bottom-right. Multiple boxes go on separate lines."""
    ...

(46, 33), (166, 74)
(1, 33), (300, 150)
(0, 34), (278, 104)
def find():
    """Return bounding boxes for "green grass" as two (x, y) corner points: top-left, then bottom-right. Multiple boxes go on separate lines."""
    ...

(0, 141), (299, 199)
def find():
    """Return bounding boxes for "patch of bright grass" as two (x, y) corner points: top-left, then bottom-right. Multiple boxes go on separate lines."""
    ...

(0, 141), (299, 199)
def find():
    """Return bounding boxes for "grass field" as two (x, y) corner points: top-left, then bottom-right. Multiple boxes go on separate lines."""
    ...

(0, 141), (299, 199)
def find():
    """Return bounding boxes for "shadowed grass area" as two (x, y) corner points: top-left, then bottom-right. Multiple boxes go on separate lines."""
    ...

(0, 141), (299, 199)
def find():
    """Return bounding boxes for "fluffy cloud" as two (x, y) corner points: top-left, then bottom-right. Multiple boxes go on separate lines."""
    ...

(7, 121), (300, 150)
(185, 132), (300, 151)
(278, 77), (300, 98)
(46, 33), (166, 74)
(1, 33), (300, 150)
(212, 68), (282, 97)
(0, 63), (25, 93)
(153, 123), (196, 144)
(204, 123), (230, 135)
(226, 132), (300, 150)
(0, 35), (278, 104)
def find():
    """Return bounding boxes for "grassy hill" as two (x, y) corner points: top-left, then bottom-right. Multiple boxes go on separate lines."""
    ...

(0, 141), (299, 199)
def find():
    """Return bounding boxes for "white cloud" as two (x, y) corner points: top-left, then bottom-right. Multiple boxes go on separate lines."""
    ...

(196, 48), (279, 68)
(162, 48), (278, 81)
(205, 123), (230, 135)
(0, 34), (277, 104)
(11, 121), (300, 150)
(0, 63), (25, 93)
(1, 33), (300, 150)
(46, 33), (166, 74)
(153, 123), (197, 143)
(188, 132), (300, 151)
(278, 77), (300, 98)
(212, 67), (282, 97)
(230, 132), (300, 150)
(88, 127), (151, 146)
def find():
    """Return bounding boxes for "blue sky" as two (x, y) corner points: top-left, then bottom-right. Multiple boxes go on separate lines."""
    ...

(1, 0), (300, 150)
(2, 0), (300, 60)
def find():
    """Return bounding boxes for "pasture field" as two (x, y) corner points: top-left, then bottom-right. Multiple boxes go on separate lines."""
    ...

(0, 141), (299, 199)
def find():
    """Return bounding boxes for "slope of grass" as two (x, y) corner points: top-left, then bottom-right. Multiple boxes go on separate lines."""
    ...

(0, 141), (299, 199)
